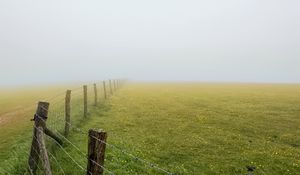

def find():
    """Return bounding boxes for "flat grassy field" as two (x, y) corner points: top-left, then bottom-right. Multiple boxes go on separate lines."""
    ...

(1, 83), (300, 175)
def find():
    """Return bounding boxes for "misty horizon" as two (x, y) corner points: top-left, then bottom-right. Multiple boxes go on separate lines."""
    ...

(1, 0), (300, 86)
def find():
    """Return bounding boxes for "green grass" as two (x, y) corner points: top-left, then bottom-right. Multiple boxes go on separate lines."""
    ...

(1, 83), (300, 174)
(0, 83), (102, 172)
(0, 86), (69, 166)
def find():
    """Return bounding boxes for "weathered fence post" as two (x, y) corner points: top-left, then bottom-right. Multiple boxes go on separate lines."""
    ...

(109, 80), (113, 95)
(87, 129), (107, 175)
(28, 102), (50, 174)
(94, 83), (98, 106)
(36, 126), (52, 175)
(103, 81), (107, 99)
(64, 90), (71, 136)
(28, 102), (63, 175)
(83, 85), (88, 117)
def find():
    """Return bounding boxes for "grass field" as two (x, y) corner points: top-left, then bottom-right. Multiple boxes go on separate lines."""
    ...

(1, 83), (300, 175)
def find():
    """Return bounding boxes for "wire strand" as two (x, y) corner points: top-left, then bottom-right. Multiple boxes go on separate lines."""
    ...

(60, 119), (174, 175)
(33, 125), (85, 172)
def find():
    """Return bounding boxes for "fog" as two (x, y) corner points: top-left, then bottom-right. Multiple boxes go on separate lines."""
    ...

(1, 0), (300, 86)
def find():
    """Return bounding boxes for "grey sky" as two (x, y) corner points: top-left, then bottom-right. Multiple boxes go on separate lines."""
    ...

(0, 0), (300, 86)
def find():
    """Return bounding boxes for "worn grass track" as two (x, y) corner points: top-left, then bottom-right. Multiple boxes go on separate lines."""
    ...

(1, 83), (300, 174)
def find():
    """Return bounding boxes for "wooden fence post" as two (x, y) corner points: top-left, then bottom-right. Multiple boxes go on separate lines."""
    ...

(64, 90), (71, 136)
(87, 129), (107, 175)
(83, 85), (88, 117)
(103, 81), (107, 99)
(28, 102), (50, 174)
(36, 126), (52, 175)
(109, 80), (113, 95)
(94, 83), (98, 106)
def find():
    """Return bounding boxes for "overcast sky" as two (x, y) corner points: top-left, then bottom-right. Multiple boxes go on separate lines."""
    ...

(0, 0), (300, 86)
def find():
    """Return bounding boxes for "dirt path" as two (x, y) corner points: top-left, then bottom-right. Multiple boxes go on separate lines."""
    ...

(0, 106), (35, 126)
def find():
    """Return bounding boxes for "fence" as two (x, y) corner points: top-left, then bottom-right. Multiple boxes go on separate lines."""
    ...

(23, 79), (174, 175)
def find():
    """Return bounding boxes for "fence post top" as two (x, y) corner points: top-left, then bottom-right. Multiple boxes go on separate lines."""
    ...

(88, 129), (106, 135)
(38, 101), (50, 106)
(36, 101), (50, 117)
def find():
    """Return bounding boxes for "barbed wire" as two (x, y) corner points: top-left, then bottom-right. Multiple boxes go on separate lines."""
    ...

(28, 135), (57, 174)
(71, 89), (84, 96)
(34, 113), (115, 175)
(27, 145), (43, 175)
(35, 106), (174, 175)
(33, 125), (86, 173)
(47, 151), (66, 175)
(0, 82), (95, 117)
(19, 82), (177, 174)
(91, 136), (174, 175)
(44, 91), (66, 103)
(58, 118), (174, 175)
(45, 119), (115, 174)
(32, 130), (65, 175)
(1, 80), (125, 175)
